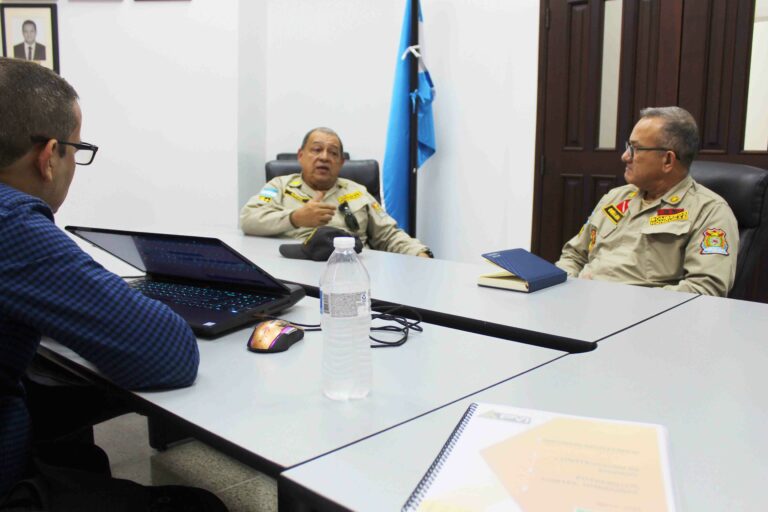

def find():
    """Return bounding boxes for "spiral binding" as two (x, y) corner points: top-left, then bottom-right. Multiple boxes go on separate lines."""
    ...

(401, 402), (479, 511)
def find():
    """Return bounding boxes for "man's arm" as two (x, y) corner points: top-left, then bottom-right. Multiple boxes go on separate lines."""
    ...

(240, 181), (337, 235)
(239, 180), (295, 236)
(0, 215), (199, 390)
(365, 195), (430, 256)
(663, 201), (738, 297)
(555, 225), (590, 277)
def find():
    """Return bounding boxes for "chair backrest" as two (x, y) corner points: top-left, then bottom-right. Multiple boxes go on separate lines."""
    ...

(689, 160), (768, 300)
(275, 152), (350, 161)
(264, 159), (381, 203)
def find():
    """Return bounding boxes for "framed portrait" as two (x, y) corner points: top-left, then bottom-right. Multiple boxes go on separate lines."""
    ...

(1, 4), (59, 73)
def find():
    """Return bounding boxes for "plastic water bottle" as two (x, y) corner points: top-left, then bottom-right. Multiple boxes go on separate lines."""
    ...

(320, 237), (372, 400)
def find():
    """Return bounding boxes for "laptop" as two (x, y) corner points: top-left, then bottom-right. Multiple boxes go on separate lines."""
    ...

(65, 226), (305, 338)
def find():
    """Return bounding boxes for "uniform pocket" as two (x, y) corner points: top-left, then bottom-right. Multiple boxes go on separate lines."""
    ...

(639, 222), (690, 282)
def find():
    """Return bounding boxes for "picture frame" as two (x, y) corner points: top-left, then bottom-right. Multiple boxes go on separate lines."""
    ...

(1, 4), (59, 73)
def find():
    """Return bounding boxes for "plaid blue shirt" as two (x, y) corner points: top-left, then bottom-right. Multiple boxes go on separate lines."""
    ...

(0, 183), (199, 495)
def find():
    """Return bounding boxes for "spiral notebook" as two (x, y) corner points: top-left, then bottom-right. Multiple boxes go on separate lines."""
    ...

(402, 402), (676, 512)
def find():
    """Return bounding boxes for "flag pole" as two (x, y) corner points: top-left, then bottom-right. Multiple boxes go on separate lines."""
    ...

(407, 0), (419, 237)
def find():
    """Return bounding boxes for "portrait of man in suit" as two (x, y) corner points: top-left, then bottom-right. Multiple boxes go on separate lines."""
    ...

(12, 20), (46, 62)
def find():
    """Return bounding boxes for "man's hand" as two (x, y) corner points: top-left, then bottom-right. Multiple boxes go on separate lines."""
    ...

(289, 191), (337, 228)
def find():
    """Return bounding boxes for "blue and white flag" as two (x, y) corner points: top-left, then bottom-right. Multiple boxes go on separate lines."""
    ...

(382, 0), (436, 234)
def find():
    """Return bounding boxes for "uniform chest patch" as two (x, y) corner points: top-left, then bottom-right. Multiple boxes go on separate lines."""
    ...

(602, 204), (624, 224)
(616, 199), (631, 214)
(657, 208), (684, 216)
(286, 189), (310, 203)
(338, 191), (363, 204)
(649, 211), (689, 225)
(700, 228), (729, 255)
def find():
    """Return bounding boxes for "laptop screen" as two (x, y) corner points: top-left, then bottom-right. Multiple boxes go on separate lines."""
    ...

(66, 226), (288, 293)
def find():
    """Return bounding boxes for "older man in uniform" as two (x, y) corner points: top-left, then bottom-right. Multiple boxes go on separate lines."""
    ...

(240, 127), (432, 257)
(556, 106), (738, 297)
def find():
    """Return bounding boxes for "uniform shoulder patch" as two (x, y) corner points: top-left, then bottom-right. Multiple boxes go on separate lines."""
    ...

(700, 228), (729, 255)
(256, 185), (278, 203)
(588, 227), (597, 252)
(371, 201), (387, 218)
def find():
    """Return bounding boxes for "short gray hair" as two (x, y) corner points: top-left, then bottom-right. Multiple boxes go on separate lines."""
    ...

(300, 127), (344, 155)
(639, 106), (699, 168)
(0, 58), (79, 169)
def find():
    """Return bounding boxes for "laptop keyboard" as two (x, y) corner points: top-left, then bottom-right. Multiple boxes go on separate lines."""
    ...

(130, 280), (272, 313)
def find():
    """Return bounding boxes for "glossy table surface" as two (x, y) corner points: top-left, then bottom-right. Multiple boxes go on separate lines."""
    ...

(281, 295), (768, 511)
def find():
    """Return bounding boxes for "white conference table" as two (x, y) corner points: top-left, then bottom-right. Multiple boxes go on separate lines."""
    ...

(67, 224), (699, 353)
(40, 296), (566, 477)
(280, 295), (768, 511)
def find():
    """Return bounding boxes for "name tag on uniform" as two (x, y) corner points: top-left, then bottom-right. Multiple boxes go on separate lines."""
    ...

(649, 211), (688, 225)
(338, 191), (363, 204)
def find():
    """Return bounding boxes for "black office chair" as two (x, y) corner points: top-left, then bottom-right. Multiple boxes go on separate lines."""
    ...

(265, 158), (381, 203)
(276, 152), (350, 161)
(689, 160), (768, 300)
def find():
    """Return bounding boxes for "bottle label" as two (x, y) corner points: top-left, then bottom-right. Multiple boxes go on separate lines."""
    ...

(322, 291), (369, 318)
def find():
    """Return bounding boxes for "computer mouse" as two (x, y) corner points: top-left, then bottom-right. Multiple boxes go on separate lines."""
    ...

(246, 319), (304, 353)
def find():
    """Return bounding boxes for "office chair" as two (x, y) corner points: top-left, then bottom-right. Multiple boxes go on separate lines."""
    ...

(276, 152), (350, 160)
(689, 160), (768, 301)
(265, 158), (381, 203)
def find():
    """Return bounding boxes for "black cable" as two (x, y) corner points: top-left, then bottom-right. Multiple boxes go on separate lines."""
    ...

(258, 304), (423, 346)
(369, 304), (422, 348)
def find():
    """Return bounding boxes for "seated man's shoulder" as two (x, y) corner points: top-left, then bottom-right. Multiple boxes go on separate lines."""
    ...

(271, 173), (302, 188)
(0, 185), (53, 224)
(598, 183), (638, 205)
(689, 179), (732, 209)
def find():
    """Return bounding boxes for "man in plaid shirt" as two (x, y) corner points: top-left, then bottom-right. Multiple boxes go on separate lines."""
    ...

(0, 58), (225, 510)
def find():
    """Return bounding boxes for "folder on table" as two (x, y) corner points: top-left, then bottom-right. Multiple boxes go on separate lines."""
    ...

(477, 248), (566, 293)
(403, 402), (676, 512)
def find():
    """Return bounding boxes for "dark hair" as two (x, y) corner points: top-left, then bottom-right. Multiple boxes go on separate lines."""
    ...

(639, 106), (700, 168)
(300, 127), (344, 155)
(22, 20), (37, 32)
(0, 58), (79, 168)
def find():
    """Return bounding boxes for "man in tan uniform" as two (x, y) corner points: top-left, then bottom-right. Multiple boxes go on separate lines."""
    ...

(556, 106), (738, 297)
(240, 127), (432, 257)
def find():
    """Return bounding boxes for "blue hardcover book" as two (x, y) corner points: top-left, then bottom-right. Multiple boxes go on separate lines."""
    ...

(478, 248), (567, 293)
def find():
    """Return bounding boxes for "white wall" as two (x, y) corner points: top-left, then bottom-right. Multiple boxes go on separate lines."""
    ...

(52, 0), (540, 264)
(54, 0), (240, 230)
(262, 0), (540, 262)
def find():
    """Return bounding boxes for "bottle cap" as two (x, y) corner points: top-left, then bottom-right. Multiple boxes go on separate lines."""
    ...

(333, 237), (356, 249)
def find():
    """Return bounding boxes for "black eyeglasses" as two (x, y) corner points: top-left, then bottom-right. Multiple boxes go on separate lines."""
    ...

(30, 136), (99, 165)
(624, 141), (678, 161)
(338, 201), (360, 232)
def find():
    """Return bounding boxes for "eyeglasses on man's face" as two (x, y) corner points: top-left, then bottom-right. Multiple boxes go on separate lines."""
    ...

(30, 136), (99, 166)
(624, 140), (678, 161)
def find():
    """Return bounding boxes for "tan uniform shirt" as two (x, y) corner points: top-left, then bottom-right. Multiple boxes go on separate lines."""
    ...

(240, 174), (429, 256)
(556, 175), (738, 297)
